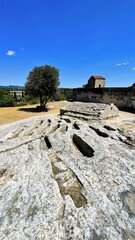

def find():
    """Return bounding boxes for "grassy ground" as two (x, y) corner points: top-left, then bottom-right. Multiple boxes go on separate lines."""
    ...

(0, 101), (69, 126)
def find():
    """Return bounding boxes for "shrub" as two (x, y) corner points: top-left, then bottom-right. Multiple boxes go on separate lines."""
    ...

(16, 102), (27, 107)
(0, 90), (15, 107)
(25, 95), (39, 105)
(52, 91), (66, 101)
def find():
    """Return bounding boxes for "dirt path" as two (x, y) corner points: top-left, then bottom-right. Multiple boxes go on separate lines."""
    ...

(104, 111), (135, 131)
(0, 101), (69, 126)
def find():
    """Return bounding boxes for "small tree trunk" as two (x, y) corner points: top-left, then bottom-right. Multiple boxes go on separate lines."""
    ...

(44, 94), (51, 107)
(40, 95), (42, 107)
(40, 95), (45, 110)
(44, 97), (48, 107)
(40, 94), (45, 110)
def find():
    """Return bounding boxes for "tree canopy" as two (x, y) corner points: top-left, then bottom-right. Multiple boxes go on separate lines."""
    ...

(25, 65), (60, 109)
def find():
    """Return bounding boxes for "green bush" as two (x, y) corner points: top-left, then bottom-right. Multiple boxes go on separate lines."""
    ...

(16, 102), (27, 107)
(52, 92), (66, 101)
(0, 90), (15, 107)
(29, 98), (39, 105)
(59, 89), (73, 100)
(25, 95), (39, 105)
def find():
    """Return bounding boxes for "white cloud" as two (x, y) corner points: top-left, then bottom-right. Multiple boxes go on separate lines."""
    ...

(123, 62), (129, 65)
(116, 62), (129, 66)
(132, 67), (135, 71)
(6, 50), (15, 56)
(116, 63), (122, 66)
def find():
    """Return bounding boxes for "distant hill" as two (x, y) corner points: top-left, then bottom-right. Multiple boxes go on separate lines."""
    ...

(0, 85), (23, 89)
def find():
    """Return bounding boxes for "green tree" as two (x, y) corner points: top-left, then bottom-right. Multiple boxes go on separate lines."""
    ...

(25, 65), (60, 109)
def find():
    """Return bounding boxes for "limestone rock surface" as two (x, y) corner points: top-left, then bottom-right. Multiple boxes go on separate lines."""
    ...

(60, 102), (119, 121)
(0, 115), (135, 240)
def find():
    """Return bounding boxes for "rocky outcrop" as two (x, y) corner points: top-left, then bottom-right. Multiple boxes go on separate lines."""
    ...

(60, 102), (119, 121)
(0, 115), (135, 239)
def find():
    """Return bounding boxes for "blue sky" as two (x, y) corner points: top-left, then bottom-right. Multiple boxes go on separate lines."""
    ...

(0, 0), (135, 88)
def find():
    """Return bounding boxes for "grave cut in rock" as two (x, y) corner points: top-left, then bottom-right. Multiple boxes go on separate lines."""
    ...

(73, 134), (94, 157)
(90, 126), (109, 138)
(44, 136), (52, 149)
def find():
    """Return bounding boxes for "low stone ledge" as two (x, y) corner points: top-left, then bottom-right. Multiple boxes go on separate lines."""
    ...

(60, 102), (119, 121)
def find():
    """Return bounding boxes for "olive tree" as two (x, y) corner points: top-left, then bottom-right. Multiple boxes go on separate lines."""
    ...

(25, 65), (60, 109)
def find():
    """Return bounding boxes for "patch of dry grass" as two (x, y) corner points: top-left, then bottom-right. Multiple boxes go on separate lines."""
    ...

(0, 101), (69, 126)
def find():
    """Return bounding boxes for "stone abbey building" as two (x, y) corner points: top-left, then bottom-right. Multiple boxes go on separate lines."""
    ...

(73, 75), (135, 112)
(85, 75), (105, 88)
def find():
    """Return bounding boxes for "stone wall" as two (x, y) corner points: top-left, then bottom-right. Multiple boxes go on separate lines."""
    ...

(73, 87), (135, 111)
